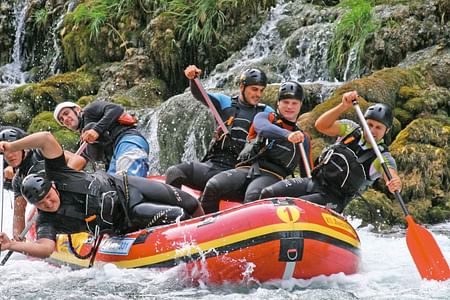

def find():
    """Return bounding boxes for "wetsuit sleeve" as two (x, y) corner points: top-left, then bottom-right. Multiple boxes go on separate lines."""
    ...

(188, 80), (231, 113)
(253, 112), (291, 139)
(337, 119), (359, 137)
(36, 214), (57, 241)
(263, 105), (275, 113)
(12, 174), (22, 198)
(83, 101), (124, 135)
(369, 151), (397, 180)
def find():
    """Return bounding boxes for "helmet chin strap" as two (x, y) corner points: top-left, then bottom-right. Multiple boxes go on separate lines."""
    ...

(74, 108), (83, 131)
(240, 86), (250, 105)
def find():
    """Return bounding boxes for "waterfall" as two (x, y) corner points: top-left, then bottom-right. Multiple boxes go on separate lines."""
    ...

(139, 106), (162, 175)
(0, 0), (30, 84)
(204, 1), (342, 90)
(49, 0), (78, 75)
(343, 42), (360, 82)
(203, 2), (289, 89)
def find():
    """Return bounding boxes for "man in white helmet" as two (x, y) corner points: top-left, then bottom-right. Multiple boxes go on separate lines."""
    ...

(54, 100), (149, 177)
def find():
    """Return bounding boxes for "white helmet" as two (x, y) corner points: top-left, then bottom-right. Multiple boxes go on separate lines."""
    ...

(53, 101), (81, 126)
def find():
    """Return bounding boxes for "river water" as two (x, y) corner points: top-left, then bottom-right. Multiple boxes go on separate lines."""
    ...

(0, 191), (449, 300)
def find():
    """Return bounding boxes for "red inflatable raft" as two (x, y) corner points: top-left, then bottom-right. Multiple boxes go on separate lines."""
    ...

(34, 196), (360, 284)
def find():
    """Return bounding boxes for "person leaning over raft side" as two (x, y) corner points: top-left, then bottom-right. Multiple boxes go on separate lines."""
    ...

(200, 81), (313, 213)
(164, 65), (274, 191)
(260, 90), (402, 213)
(0, 131), (204, 258)
(54, 100), (150, 177)
(0, 127), (85, 241)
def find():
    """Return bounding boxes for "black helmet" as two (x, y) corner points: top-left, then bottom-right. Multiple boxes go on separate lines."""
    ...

(278, 81), (304, 101)
(239, 68), (268, 87)
(0, 127), (26, 142)
(21, 173), (52, 204)
(364, 103), (393, 129)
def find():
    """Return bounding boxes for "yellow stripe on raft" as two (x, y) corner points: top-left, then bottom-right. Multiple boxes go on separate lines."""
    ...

(110, 222), (360, 268)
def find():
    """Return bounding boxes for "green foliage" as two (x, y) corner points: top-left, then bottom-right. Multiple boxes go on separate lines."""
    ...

(28, 112), (79, 151)
(328, 0), (379, 78)
(162, 0), (275, 56)
(66, 0), (139, 39)
(33, 7), (49, 30)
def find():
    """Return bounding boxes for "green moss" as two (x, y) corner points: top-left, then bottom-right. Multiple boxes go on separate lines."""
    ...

(27, 112), (79, 151)
(391, 117), (450, 148)
(8, 71), (100, 129)
(260, 84), (279, 109)
(393, 107), (413, 126)
(77, 95), (96, 107)
(398, 85), (421, 100)
(344, 189), (402, 229)
(3, 111), (20, 124)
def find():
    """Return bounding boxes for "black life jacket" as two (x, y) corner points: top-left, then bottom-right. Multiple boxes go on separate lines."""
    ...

(312, 128), (388, 197)
(237, 112), (301, 179)
(204, 96), (267, 167)
(52, 171), (126, 234)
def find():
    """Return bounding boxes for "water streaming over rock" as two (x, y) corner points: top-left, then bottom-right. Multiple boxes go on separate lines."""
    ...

(0, 0), (30, 84)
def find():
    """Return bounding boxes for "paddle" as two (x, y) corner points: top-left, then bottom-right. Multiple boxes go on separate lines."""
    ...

(0, 212), (38, 266)
(0, 142), (88, 266)
(75, 141), (88, 156)
(299, 143), (312, 178)
(352, 100), (450, 281)
(192, 78), (229, 135)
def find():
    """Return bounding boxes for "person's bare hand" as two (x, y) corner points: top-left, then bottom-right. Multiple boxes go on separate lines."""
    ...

(287, 131), (305, 143)
(184, 65), (202, 80)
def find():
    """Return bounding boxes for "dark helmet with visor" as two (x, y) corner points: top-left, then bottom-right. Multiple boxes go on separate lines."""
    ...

(239, 68), (268, 87)
(364, 103), (393, 129)
(21, 173), (52, 204)
(278, 81), (304, 101)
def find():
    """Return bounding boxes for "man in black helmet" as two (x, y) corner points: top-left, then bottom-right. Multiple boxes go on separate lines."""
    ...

(0, 127), (84, 240)
(0, 132), (203, 258)
(165, 65), (274, 192)
(200, 81), (314, 213)
(260, 90), (402, 213)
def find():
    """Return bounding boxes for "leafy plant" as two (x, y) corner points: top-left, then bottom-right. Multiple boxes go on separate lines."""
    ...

(33, 7), (49, 30)
(66, 0), (140, 39)
(328, 0), (379, 79)
(161, 0), (275, 65)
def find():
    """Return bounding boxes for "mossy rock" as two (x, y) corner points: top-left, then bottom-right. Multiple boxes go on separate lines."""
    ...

(77, 95), (96, 107)
(393, 107), (413, 126)
(390, 117), (449, 205)
(11, 71), (101, 113)
(344, 189), (402, 229)
(27, 111), (79, 152)
(260, 84), (279, 109)
(111, 79), (167, 108)
(398, 85), (421, 100)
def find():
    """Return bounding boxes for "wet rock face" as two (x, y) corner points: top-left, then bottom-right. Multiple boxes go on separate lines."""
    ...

(363, 0), (449, 74)
(0, 1), (15, 66)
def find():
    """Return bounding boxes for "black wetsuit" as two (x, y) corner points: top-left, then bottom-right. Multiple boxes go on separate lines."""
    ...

(79, 100), (148, 174)
(200, 111), (312, 213)
(165, 80), (274, 191)
(36, 154), (200, 241)
(260, 124), (395, 213)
